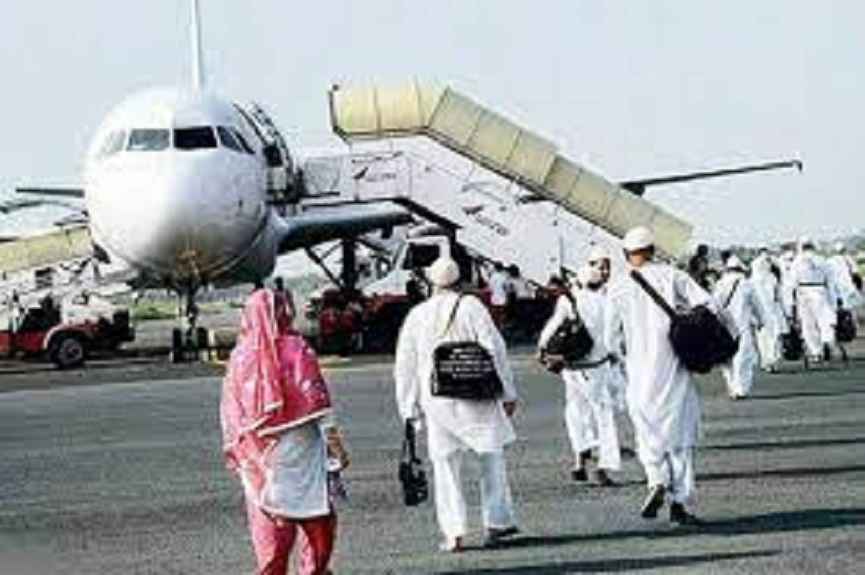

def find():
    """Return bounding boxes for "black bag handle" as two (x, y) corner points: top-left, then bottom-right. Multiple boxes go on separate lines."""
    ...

(630, 270), (678, 321)
(402, 420), (419, 462)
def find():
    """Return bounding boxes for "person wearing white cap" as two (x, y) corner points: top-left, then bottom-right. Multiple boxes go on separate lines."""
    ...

(827, 242), (862, 312)
(587, 244), (635, 453)
(790, 238), (839, 362)
(714, 256), (767, 398)
(587, 245), (613, 289)
(394, 256), (519, 552)
(538, 263), (621, 486)
(604, 225), (714, 525)
(779, 249), (797, 322)
(750, 248), (789, 373)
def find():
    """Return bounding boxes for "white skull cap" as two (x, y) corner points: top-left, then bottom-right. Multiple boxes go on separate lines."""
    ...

(426, 257), (460, 288)
(622, 226), (655, 252)
(588, 244), (610, 262)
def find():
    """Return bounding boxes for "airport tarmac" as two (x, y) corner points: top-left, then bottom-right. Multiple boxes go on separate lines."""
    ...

(0, 346), (863, 574)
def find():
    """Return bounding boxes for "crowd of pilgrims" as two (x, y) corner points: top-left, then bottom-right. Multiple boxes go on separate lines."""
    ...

(219, 226), (862, 572)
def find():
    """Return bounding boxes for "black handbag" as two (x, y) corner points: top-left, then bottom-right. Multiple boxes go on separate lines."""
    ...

(398, 420), (428, 507)
(836, 308), (857, 343)
(631, 270), (739, 374)
(431, 296), (504, 401)
(544, 292), (594, 369)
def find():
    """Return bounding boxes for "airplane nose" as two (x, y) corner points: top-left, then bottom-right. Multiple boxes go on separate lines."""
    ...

(87, 154), (266, 282)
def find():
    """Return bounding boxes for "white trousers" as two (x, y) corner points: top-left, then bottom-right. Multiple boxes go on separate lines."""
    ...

(640, 447), (695, 505)
(757, 324), (782, 369)
(798, 288), (836, 356)
(723, 332), (757, 396)
(431, 450), (516, 539)
(563, 369), (621, 471)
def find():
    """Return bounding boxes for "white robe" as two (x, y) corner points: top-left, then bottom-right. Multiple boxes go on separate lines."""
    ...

(394, 291), (517, 458)
(714, 272), (766, 396)
(604, 262), (712, 460)
(827, 254), (862, 310)
(538, 288), (621, 470)
(791, 252), (838, 355)
(750, 255), (788, 368)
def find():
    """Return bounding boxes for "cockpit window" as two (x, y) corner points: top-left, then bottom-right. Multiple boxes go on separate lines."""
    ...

(217, 126), (243, 153)
(127, 129), (169, 152)
(174, 127), (217, 150)
(99, 130), (126, 158)
(232, 129), (256, 154)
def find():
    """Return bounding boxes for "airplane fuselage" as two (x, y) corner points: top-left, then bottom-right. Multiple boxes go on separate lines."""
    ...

(83, 88), (281, 290)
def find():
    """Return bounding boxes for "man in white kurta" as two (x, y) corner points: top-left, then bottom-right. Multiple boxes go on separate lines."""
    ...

(827, 243), (862, 312)
(604, 226), (713, 525)
(750, 249), (788, 372)
(779, 250), (797, 322)
(538, 265), (621, 486)
(395, 257), (519, 552)
(790, 239), (838, 362)
(714, 257), (767, 399)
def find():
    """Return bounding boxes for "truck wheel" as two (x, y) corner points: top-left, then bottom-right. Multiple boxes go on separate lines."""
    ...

(50, 334), (87, 370)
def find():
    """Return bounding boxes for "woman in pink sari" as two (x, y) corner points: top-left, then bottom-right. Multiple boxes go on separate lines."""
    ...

(221, 289), (348, 575)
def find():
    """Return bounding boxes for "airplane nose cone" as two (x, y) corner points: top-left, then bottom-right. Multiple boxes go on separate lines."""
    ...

(86, 154), (266, 282)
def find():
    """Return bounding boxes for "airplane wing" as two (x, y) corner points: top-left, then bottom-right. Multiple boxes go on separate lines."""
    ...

(277, 200), (413, 252)
(16, 186), (85, 198)
(618, 159), (803, 196)
(0, 197), (87, 216)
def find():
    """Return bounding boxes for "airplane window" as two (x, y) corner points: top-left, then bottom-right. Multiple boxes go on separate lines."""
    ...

(232, 128), (256, 154)
(99, 130), (127, 158)
(127, 129), (169, 152)
(174, 127), (217, 150)
(217, 126), (243, 153)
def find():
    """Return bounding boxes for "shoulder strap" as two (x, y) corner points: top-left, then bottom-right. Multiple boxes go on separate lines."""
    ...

(440, 294), (464, 339)
(630, 269), (677, 320)
(723, 278), (742, 309)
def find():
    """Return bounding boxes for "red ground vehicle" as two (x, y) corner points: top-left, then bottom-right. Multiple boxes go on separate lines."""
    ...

(0, 297), (135, 369)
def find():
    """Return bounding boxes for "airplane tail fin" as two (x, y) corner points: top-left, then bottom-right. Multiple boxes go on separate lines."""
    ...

(191, 0), (205, 91)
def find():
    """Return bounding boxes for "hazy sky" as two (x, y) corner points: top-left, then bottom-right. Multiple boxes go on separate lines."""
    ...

(1, 1), (862, 245)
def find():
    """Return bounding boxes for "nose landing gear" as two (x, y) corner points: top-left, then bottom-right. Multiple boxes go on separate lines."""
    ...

(171, 286), (209, 363)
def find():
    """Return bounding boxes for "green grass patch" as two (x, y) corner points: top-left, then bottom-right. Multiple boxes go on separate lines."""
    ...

(130, 302), (177, 322)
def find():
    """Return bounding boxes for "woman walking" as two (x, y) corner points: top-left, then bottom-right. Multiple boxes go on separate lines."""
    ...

(221, 289), (348, 574)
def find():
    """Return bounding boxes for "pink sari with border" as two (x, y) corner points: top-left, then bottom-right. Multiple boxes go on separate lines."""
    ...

(220, 289), (332, 504)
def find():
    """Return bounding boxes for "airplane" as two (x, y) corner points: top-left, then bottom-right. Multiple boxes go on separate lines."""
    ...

(6, 0), (412, 337)
(3, 1), (802, 349)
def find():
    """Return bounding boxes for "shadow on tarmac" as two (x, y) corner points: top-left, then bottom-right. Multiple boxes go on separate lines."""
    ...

(433, 549), (778, 574)
(749, 388), (865, 400)
(462, 508), (864, 553)
(698, 465), (865, 482)
(702, 437), (865, 452)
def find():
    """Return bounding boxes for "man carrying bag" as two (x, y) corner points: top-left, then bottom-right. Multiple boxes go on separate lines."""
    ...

(605, 226), (717, 526)
(394, 256), (520, 553)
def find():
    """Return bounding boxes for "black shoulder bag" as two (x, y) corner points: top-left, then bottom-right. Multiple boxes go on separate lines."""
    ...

(836, 309), (857, 343)
(543, 292), (595, 372)
(631, 270), (738, 374)
(398, 420), (428, 506)
(431, 296), (504, 401)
